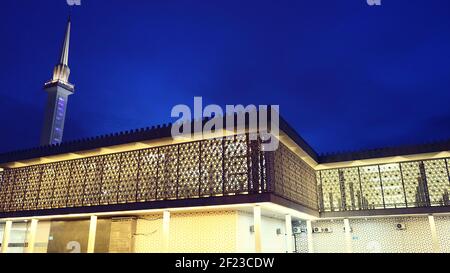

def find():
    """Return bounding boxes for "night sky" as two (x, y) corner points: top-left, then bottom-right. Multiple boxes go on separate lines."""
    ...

(0, 0), (449, 155)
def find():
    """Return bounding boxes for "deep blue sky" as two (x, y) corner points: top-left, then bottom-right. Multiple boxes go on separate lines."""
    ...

(0, 0), (449, 155)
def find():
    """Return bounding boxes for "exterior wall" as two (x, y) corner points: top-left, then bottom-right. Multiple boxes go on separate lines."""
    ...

(47, 219), (91, 253)
(295, 216), (450, 253)
(236, 212), (287, 253)
(135, 211), (238, 253)
(1, 211), (240, 253)
(134, 210), (288, 253)
(0, 209), (290, 253)
(0, 221), (50, 253)
(350, 217), (433, 253)
(0, 223), (3, 252)
(169, 211), (237, 253)
(435, 216), (450, 253)
(317, 158), (450, 212)
(309, 220), (347, 253)
(7, 222), (28, 253)
(134, 214), (163, 253)
(270, 142), (318, 210)
(34, 221), (51, 253)
(293, 221), (308, 253)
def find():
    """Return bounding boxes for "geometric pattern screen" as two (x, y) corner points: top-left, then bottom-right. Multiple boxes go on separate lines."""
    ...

(0, 134), (270, 213)
(318, 158), (450, 212)
(272, 142), (318, 210)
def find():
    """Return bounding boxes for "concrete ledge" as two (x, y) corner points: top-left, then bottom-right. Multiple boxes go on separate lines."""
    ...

(320, 205), (450, 218)
(0, 193), (273, 219)
(0, 193), (321, 220)
(269, 194), (320, 218)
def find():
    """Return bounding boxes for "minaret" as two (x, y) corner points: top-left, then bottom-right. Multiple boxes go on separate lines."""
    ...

(41, 18), (75, 146)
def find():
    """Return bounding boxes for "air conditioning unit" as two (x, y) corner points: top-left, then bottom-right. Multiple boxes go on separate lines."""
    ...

(276, 228), (282, 235)
(343, 226), (353, 233)
(312, 227), (322, 233)
(292, 227), (305, 234)
(322, 227), (333, 233)
(396, 223), (406, 230)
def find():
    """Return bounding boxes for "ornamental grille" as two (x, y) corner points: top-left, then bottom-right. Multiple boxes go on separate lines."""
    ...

(118, 151), (140, 203)
(137, 149), (159, 202)
(318, 158), (450, 212)
(177, 142), (200, 199)
(0, 134), (290, 213)
(199, 138), (222, 196)
(23, 165), (41, 210)
(270, 142), (318, 210)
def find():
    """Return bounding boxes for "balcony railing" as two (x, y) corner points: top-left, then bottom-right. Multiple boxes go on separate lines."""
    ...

(0, 134), (271, 213)
(317, 158), (450, 212)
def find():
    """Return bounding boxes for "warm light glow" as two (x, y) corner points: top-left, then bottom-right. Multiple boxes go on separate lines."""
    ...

(315, 151), (450, 170)
(0, 202), (318, 222)
(0, 128), (315, 169)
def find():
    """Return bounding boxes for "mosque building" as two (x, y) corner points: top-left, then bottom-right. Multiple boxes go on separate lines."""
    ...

(0, 19), (449, 253)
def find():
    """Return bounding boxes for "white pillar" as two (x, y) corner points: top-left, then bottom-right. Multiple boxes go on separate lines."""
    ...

(343, 218), (353, 253)
(26, 219), (39, 254)
(285, 215), (293, 253)
(428, 215), (441, 253)
(306, 220), (314, 253)
(253, 206), (262, 253)
(163, 210), (170, 253)
(1, 221), (12, 254)
(87, 216), (97, 253)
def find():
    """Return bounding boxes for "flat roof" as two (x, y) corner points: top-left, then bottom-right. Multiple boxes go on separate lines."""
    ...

(0, 114), (449, 165)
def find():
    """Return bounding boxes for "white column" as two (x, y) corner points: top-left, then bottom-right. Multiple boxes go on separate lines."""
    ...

(253, 206), (262, 253)
(163, 210), (170, 253)
(343, 218), (353, 253)
(1, 221), (12, 254)
(285, 215), (293, 253)
(26, 219), (39, 254)
(428, 215), (441, 253)
(306, 220), (314, 253)
(87, 215), (97, 253)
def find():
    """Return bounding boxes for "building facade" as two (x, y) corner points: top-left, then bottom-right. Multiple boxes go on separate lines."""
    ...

(0, 117), (449, 253)
(1, 18), (449, 254)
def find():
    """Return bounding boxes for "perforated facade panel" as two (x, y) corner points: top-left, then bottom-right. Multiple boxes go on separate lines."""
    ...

(318, 158), (450, 212)
(0, 134), (275, 214)
(271, 142), (318, 210)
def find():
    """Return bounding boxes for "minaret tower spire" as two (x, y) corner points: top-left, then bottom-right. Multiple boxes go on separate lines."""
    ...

(41, 17), (75, 146)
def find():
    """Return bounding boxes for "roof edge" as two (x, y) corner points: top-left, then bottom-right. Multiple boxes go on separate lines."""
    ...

(319, 139), (450, 163)
(0, 113), (320, 165)
(1, 113), (448, 166)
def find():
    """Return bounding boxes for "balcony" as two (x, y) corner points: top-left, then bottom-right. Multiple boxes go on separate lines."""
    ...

(0, 134), (319, 218)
